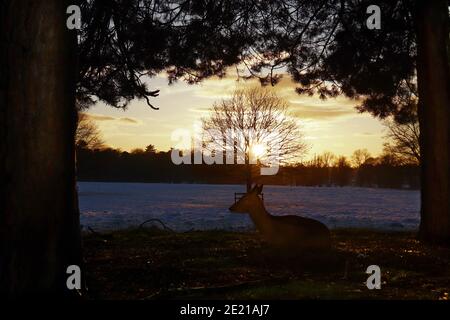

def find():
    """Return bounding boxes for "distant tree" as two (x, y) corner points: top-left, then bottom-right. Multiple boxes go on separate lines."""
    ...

(376, 152), (405, 188)
(352, 149), (371, 168)
(76, 113), (105, 150)
(305, 152), (335, 186)
(131, 148), (145, 155)
(383, 118), (420, 165)
(202, 87), (307, 191)
(321, 151), (336, 186)
(332, 156), (353, 187)
(320, 152), (336, 168)
(145, 145), (157, 154)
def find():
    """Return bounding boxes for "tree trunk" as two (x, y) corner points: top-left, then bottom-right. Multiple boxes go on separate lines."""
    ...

(415, 0), (450, 245)
(0, 0), (82, 296)
(246, 163), (252, 192)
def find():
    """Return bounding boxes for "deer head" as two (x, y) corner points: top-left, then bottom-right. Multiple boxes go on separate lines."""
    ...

(229, 184), (264, 214)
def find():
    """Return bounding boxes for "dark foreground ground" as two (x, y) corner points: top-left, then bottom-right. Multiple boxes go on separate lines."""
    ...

(84, 228), (450, 300)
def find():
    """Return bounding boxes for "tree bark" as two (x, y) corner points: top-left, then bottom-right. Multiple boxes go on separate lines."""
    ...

(415, 0), (450, 245)
(0, 0), (82, 296)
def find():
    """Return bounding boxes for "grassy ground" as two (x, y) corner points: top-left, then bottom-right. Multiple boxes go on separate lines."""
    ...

(83, 228), (450, 300)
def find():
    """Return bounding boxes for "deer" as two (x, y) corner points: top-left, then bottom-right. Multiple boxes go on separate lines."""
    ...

(229, 184), (331, 251)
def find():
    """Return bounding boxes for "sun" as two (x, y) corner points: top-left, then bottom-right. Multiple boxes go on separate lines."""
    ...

(251, 143), (267, 159)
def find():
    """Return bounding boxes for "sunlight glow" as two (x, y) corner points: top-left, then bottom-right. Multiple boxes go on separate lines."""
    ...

(251, 143), (267, 159)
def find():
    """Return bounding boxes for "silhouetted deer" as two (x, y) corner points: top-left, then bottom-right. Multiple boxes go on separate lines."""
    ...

(230, 185), (331, 251)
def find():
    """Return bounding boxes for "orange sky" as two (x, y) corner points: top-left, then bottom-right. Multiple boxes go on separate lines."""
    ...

(85, 72), (386, 161)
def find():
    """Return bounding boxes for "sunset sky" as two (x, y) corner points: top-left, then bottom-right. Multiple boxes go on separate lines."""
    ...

(85, 71), (386, 161)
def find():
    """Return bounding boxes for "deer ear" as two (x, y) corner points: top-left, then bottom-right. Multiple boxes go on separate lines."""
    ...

(256, 184), (264, 194)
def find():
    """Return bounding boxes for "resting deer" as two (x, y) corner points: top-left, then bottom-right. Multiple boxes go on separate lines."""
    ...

(229, 185), (331, 251)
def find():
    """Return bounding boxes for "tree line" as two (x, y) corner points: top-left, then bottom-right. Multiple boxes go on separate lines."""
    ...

(77, 144), (419, 190)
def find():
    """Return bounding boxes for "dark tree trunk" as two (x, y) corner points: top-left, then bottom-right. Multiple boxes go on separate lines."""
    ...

(246, 163), (253, 192)
(0, 0), (82, 296)
(415, 0), (450, 245)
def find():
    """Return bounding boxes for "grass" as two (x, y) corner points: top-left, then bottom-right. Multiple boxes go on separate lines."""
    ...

(83, 228), (450, 300)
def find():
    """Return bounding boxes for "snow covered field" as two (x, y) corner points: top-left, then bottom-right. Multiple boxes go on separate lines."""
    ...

(78, 182), (420, 232)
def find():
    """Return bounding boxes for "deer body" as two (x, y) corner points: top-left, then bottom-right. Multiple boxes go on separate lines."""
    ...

(230, 185), (331, 251)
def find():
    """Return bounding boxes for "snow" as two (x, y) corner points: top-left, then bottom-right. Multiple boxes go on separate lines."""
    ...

(78, 182), (420, 232)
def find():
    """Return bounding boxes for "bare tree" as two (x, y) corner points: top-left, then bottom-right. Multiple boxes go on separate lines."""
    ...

(351, 149), (371, 168)
(76, 113), (105, 150)
(321, 151), (336, 168)
(306, 152), (335, 168)
(202, 87), (307, 191)
(383, 118), (420, 164)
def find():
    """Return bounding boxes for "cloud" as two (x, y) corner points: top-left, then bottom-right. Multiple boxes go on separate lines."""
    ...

(191, 71), (295, 99)
(84, 113), (141, 125)
(353, 132), (381, 137)
(119, 117), (139, 124)
(187, 71), (362, 121)
(85, 114), (116, 121)
(188, 107), (211, 114)
(291, 106), (356, 120)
